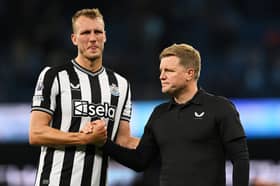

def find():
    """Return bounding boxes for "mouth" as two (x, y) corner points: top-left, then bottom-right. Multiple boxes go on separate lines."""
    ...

(161, 82), (168, 87)
(88, 45), (98, 51)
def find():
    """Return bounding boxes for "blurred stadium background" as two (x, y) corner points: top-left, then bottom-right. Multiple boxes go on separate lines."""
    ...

(0, 0), (280, 185)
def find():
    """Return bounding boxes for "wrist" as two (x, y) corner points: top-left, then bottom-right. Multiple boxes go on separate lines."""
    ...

(78, 132), (90, 145)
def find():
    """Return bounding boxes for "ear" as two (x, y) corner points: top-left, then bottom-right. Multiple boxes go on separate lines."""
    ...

(186, 68), (195, 81)
(71, 33), (78, 46)
(104, 31), (107, 43)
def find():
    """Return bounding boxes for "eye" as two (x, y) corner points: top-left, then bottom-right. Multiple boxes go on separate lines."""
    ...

(165, 69), (174, 72)
(81, 30), (91, 35)
(94, 30), (103, 34)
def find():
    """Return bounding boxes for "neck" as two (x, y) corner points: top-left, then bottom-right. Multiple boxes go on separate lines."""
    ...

(75, 56), (102, 72)
(174, 83), (198, 104)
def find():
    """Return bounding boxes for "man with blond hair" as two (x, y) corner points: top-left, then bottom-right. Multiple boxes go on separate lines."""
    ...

(100, 43), (249, 186)
(29, 8), (138, 186)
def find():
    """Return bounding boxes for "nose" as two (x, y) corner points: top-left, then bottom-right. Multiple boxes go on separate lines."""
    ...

(159, 71), (165, 80)
(89, 31), (97, 41)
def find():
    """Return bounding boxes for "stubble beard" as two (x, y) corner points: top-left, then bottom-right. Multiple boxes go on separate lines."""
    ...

(80, 48), (102, 63)
(88, 55), (100, 62)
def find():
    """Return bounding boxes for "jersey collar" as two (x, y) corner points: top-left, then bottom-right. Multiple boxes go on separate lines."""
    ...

(71, 59), (105, 77)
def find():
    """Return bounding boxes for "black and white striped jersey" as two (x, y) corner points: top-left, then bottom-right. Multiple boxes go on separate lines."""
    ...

(31, 60), (132, 186)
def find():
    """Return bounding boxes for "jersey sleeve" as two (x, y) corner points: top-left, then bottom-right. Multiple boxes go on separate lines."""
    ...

(120, 83), (132, 122)
(218, 99), (246, 142)
(31, 67), (59, 115)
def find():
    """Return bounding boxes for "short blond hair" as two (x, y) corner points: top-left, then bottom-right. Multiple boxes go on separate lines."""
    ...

(159, 43), (201, 80)
(72, 8), (104, 33)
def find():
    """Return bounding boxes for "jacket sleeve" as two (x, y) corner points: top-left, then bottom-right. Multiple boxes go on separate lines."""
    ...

(225, 137), (249, 186)
(102, 121), (159, 172)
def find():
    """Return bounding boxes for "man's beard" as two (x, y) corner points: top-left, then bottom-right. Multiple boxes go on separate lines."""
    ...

(88, 55), (100, 61)
(81, 50), (101, 62)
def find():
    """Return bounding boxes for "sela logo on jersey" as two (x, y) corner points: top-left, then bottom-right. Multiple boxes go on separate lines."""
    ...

(73, 100), (116, 120)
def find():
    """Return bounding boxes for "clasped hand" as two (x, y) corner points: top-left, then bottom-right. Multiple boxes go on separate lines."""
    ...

(80, 119), (107, 147)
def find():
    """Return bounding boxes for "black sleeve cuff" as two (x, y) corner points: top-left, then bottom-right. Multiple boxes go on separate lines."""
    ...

(101, 139), (147, 172)
(225, 137), (250, 186)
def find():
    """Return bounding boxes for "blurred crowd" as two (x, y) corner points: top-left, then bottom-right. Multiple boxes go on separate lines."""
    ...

(0, 0), (280, 102)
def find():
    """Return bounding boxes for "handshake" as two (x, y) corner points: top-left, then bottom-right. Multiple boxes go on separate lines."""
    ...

(80, 119), (108, 147)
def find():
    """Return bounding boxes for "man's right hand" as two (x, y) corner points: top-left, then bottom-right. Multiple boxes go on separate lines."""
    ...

(81, 120), (107, 146)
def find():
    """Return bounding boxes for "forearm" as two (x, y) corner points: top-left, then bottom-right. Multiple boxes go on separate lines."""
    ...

(29, 111), (107, 147)
(126, 136), (140, 149)
(29, 111), (87, 146)
(102, 140), (150, 172)
(116, 136), (140, 149)
(29, 125), (86, 146)
(115, 120), (140, 149)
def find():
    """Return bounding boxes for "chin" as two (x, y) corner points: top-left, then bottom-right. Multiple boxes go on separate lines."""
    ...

(88, 55), (101, 61)
(87, 51), (100, 57)
(162, 88), (175, 96)
(161, 88), (168, 94)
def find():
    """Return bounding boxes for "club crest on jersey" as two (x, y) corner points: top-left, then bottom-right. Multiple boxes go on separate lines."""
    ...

(110, 83), (119, 96)
(73, 100), (116, 120)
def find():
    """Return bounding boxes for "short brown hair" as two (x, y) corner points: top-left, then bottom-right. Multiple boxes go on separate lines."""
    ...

(159, 43), (201, 80)
(72, 8), (104, 33)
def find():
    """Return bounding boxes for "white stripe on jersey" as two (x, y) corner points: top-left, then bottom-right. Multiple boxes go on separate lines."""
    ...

(33, 67), (50, 106)
(112, 73), (130, 139)
(70, 67), (91, 186)
(49, 150), (65, 186)
(91, 150), (103, 186)
(121, 86), (131, 120)
(90, 70), (110, 186)
(47, 70), (72, 186)
(75, 67), (92, 131)
(98, 70), (111, 128)
(49, 77), (59, 112)
(59, 71), (72, 132)
(70, 147), (86, 186)
(99, 69), (111, 106)
(35, 146), (47, 186)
